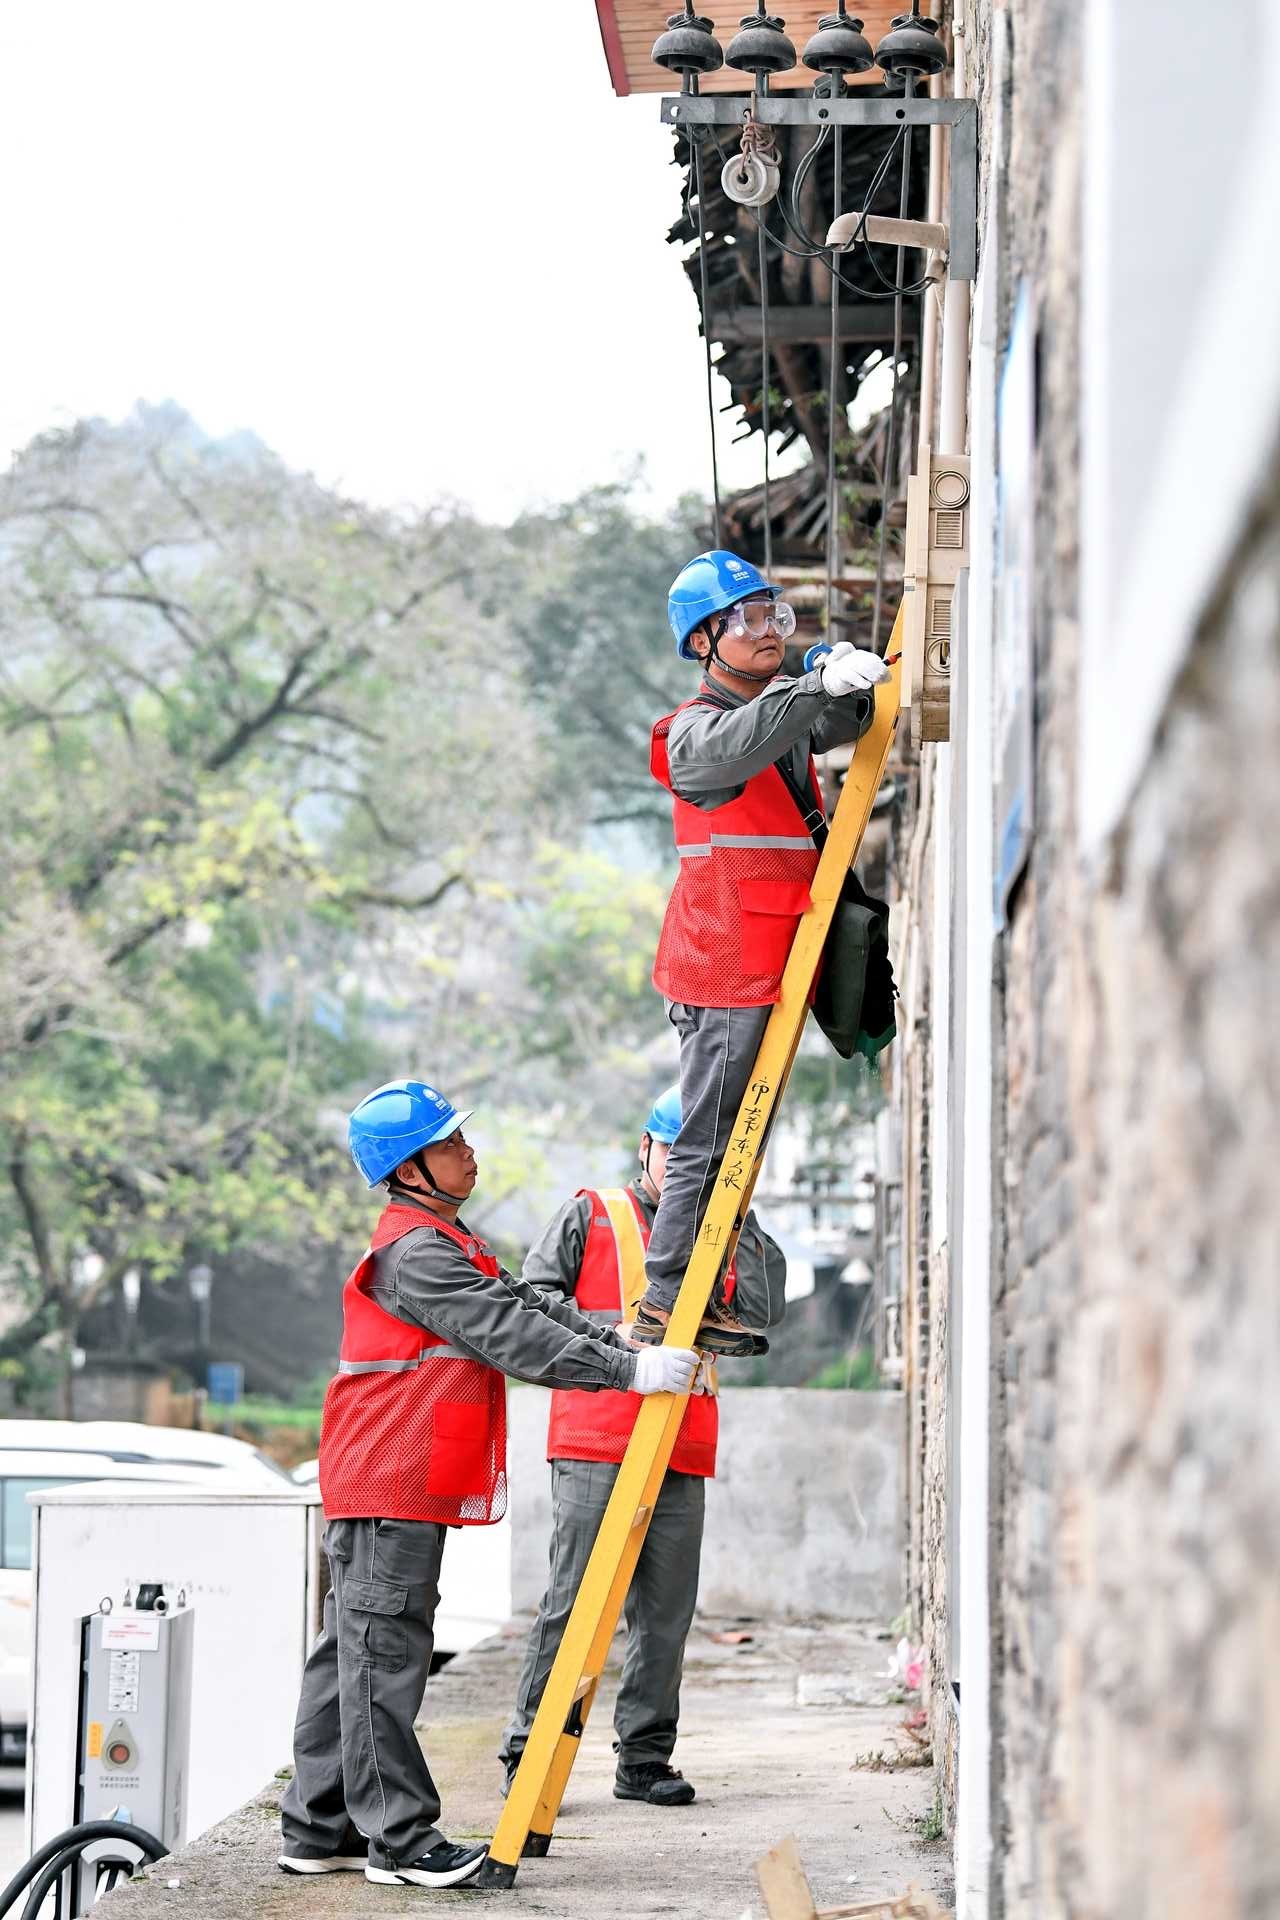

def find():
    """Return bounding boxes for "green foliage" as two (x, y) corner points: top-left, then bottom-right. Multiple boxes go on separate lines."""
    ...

(506, 482), (702, 842)
(0, 407), (694, 1397)
(808, 1346), (882, 1390)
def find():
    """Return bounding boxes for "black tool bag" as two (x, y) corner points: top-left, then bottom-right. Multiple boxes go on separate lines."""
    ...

(777, 758), (897, 1063)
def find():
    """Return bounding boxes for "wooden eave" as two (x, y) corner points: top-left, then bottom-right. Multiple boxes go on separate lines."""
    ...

(594, 3), (905, 96)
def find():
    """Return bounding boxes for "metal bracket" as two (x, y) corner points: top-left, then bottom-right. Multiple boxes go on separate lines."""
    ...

(661, 94), (977, 280)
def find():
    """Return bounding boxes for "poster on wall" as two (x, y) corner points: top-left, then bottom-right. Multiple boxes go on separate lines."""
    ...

(994, 281), (1037, 924)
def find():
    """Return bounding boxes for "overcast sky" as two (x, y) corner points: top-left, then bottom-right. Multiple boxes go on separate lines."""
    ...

(0, 1), (789, 522)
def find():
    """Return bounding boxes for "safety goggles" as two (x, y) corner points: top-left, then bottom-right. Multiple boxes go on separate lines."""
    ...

(722, 598), (796, 641)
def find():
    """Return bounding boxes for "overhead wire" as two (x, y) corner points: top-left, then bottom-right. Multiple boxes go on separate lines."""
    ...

(871, 77), (917, 653)
(825, 112), (842, 639)
(689, 77), (930, 632)
(758, 207), (773, 576)
(709, 123), (937, 298)
(690, 131), (723, 546)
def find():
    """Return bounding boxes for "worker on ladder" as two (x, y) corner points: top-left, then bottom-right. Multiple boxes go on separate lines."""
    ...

(278, 1079), (700, 1893)
(630, 550), (890, 1355)
(498, 1083), (786, 1806)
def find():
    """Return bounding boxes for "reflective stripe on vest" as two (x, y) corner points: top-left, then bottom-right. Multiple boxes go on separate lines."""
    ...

(596, 1186), (648, 1318)
(546, 1187), (719, 1479)
(337, 1344), (473, 1372)
(650, 699), (822, 1008)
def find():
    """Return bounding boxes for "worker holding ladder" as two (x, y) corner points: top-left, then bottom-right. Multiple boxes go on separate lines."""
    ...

(498, 1084), (786, 1807)
(278, 1078), (700, 1892)
(630, 551), (890, 1354)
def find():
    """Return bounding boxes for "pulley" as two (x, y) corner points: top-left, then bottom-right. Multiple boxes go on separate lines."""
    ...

(721, 148), (781, 206)
(874, 12), (948, 80)
(651, 4), (724, 77)
(725, 7), (797, 80)
(802, 5), (874, 76)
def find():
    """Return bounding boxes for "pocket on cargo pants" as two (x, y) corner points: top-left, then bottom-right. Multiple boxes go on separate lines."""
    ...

(344, 1579), (409, 1672)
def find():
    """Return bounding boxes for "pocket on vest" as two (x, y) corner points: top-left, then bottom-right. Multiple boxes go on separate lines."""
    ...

(426, 1401), (490, 1497)
(344, 1578), (409, 1671)
(736, 878), (812, 978)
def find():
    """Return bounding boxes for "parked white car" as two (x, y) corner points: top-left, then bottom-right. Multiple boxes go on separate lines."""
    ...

(0, 1420), (293, 1765)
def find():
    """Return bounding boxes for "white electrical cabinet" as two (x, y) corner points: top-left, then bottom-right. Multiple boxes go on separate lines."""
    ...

(28, 1486), (322, 1855)
(77, 1597), (194, 1850)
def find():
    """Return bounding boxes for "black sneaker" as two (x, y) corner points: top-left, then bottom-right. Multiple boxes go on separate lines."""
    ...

(278, 1841), (367, 1874)
(500, 1754), (521, 1799)
(614, 1760), (696, 1806)
(365, 1840), (487, 1889)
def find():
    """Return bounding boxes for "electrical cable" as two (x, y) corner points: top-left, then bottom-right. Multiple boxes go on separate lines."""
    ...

(691, 131), (724, 546)
(0, 1820), (166, 1920)
(694, 83), (932, 612)
(871, 76), (917, 653)
(826, 114), (842, 639)
(711, 125), (936, 299)
(758, 208), (773, 577)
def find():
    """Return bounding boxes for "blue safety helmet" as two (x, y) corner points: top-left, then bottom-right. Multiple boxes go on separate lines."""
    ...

(643, 1084), (683, 1145)
(347, 1079), (473, 1189)
(667, 550), (781, 659)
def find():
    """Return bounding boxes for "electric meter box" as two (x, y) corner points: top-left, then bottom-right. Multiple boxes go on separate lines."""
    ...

(902, 448), (971, 745)
(75, 1604), (193, 1850)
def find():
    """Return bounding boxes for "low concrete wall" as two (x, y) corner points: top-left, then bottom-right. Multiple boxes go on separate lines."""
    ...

(507, 1386), (904, 1621)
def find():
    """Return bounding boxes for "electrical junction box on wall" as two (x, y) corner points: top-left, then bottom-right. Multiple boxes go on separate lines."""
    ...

(76, 1598), (194, 1851)
(903, 449), (970, 746)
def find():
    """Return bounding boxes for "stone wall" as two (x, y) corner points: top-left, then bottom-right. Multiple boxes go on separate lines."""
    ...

(1011, 459), (1280, 1918)
(893, 0), (1280, 1911)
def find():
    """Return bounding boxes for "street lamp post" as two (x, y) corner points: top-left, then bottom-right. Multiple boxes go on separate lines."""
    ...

(188, 1263), (213, 1431)
(67, 1251), (106, 1419)
(120, 1266), (142, 1357)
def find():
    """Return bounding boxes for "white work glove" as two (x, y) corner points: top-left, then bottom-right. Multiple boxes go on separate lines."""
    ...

(632, 1346), (700, 1396)
(819, 640), (891, 697)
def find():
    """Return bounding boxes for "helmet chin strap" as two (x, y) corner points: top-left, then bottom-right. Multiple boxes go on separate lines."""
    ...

(703, 618), (776, 686)
(395, 1147), (469, 1208)
(639, 1139), (663, 1205)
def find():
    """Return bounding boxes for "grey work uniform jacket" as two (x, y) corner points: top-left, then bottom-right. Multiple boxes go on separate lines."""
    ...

(368, 1189), (639, 1393)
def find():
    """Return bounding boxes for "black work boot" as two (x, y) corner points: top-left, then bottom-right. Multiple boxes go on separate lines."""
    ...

(614, 1759), (696, 1806)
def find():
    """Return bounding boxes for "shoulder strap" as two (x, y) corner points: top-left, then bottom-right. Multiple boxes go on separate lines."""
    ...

(773, 755), (829, 849)
(693, 682), (829, 843)
(595, 1187), (649, 1318)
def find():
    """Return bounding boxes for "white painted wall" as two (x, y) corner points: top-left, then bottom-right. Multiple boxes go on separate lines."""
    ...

(952, 109), (1003, 1918)
(930, 746), (952, 1259)
(1079, 0), (1280, 852)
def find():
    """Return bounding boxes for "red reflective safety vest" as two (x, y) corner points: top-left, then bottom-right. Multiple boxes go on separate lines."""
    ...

(319, 1203), (507, 1526)
(651, 698), (822, 1008)
(546, 1187), (732, 1480)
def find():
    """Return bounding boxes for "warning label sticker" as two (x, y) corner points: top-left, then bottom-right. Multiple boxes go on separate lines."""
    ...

(101, 1612), (160, 1653)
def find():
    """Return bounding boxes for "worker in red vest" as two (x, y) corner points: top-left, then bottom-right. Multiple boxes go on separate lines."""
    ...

(498, 1084), (785, 1806)
(278, 1079), (700, 1893)
(630, 550), (889, 1356)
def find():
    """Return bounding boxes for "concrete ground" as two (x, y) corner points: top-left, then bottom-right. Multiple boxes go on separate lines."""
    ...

(100, 1615), (951, 1918)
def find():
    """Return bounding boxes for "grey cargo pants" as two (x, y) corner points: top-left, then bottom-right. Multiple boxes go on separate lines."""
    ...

(280, 1517), (448, 1872)
(643, 1000), (772, 1312)
(500, 1458), (704, 1772)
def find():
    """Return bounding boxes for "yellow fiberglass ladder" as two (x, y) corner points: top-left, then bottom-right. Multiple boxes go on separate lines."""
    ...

(476, 638), (902, 1889)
